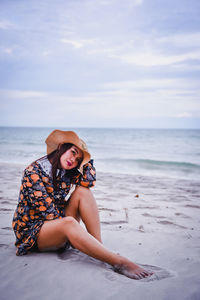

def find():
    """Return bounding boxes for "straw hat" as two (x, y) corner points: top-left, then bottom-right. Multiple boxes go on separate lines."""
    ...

(45, 130), (91, 173)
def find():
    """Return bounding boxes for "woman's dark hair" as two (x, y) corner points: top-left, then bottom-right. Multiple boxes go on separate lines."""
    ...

(47, 143), (82, 190)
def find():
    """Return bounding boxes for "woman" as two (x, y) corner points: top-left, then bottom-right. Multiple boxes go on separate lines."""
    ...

(12, 129), (153, 280)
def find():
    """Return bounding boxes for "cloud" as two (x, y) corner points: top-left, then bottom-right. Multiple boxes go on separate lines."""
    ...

(2, 47), (13, 55)
(131, 0), (143, 6)
(158, 32), (200, 49)
(110, 50), (200, 67)
(78, 31), (200, 68)
(41, 50), (50, 57)
(0, 0), (199, 128)
(82, 29), (200, 68)
(1, 85), (199, 128)
(61, 39), (84, 49)
(0, 90), (49, 99)
(103, 78), (200, 92)
(89, 0), (143, 7)
(0, 20), (13, 30)
(176, 112), (193, 118)
(60, 38), (96, 49)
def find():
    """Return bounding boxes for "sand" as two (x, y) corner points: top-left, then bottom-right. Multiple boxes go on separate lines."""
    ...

(0, 162), (200, 300)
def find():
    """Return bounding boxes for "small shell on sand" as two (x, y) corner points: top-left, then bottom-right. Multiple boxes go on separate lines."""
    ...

(139, 225), (145, 232)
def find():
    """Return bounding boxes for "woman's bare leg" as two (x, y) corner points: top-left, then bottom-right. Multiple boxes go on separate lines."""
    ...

(37, 217), (152, 279)
(65, 186), (102, 243)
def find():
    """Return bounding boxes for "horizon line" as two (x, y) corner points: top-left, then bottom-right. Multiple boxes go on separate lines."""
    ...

(0, 125), (199, 130)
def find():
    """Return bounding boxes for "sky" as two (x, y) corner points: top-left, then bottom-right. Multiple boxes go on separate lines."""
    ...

(0, 0), (200, 128)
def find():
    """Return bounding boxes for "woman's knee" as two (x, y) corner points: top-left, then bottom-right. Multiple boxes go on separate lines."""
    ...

(61, 216), (79, 234)
(62, 216), (78, 226)
(65, 187), (95, 218)
(61, 216), (81, 242)
(72, 185), (92, 199)
(39, 217), (77, 236)
(36, 217), (77, 250)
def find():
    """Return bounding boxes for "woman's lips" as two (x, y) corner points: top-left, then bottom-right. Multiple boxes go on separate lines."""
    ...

(67, 161), (72, 167)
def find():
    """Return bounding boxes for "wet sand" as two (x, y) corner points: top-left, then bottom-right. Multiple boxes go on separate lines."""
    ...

(0, 162), (200, 300)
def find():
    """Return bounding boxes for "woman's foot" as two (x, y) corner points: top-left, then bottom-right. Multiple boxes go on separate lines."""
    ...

(113, 258), (153, 280)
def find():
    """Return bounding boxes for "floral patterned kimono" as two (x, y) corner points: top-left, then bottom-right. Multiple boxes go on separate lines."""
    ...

(12, 155), (96, 256)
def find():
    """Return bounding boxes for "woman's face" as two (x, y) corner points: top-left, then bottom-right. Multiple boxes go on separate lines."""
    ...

(60, 145), (83, 170)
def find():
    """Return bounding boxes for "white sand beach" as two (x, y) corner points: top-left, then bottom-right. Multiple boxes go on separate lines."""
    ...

(0, 162), (200, 300)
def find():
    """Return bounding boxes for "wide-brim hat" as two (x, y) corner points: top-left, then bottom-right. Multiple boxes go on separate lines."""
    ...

(45, 129), (91, 174)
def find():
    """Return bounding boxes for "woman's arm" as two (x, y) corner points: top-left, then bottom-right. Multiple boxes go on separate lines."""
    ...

(22, 166), (62, 220)
(72, 159), (96, 188)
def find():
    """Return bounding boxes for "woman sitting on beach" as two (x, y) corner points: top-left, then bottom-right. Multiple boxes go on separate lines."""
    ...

(12, 129), (152, 280)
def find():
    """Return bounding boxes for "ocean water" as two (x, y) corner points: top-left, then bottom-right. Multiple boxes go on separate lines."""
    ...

(0, 127), (199, 180)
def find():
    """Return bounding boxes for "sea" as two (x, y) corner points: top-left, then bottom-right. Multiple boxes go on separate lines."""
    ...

(0, 127), (200, 181)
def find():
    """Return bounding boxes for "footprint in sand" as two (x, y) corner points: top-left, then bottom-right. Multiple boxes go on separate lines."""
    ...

(57, 250), (174, 282)
(2, 227), (12, 231)
(0, 243), (9, 249)
(57, 248), (104, 266)
(104, 270), (119, 281)
(157, 220), (187, 229)
(137, 264), (175, 282)
(103, 264), (174, 282)
(0, 208), (13, 211)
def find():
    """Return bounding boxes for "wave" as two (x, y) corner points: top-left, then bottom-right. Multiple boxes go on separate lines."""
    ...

(97, 157), (200, 170)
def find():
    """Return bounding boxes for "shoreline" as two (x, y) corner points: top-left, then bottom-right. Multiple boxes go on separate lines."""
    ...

(0, 160), (199, 182)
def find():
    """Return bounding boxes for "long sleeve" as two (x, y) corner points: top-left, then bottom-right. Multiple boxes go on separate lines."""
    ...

(72, 159), (96, 188)
(22, 166), (61, 220)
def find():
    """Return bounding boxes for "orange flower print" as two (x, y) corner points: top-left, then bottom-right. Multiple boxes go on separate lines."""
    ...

(80, 181), (89, 188)
(26, 181), (32, 187)
(42, 177), (49, 183)
(45, 197), (52, 204)
(34, 191), (42, 197)
(31, 174), (40, 183)
(61, 182), (67, 189)
(39, 206), (47, 211)
(46, 187), (54, 193)
(46, 213), (55, 220)
(22, 215), (29, 222)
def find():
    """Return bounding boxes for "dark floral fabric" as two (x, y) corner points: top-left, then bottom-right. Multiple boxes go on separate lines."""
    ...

(12, 156), (96, 256)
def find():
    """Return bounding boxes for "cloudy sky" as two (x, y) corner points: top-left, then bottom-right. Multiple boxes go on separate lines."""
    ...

(0, 0), (200, 128)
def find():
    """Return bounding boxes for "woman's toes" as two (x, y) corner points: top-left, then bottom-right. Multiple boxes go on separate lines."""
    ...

(133, 274), (140, 280)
